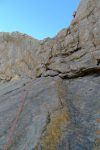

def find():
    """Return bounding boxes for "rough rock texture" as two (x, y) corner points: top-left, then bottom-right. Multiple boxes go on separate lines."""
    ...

(0, 0), (100, 150)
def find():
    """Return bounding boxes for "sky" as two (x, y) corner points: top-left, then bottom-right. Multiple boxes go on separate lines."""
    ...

(0, 0), (80, 39)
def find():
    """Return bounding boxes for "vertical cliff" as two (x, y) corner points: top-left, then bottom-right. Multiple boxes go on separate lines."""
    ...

(0, 0), (100, 150)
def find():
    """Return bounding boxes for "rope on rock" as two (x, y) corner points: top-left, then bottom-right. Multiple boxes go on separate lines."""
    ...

(4, 71), (35, 150)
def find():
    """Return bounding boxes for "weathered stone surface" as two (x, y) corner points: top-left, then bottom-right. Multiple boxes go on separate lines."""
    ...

(0, 77), (64, 149)
(63, 75), (100, 150)
(0, 0), (100, 149)
(0, 0), (100, 80)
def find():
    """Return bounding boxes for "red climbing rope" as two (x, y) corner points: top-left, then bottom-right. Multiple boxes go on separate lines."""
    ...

(4, 71), (35, 150)
(4, 91), (28, 150)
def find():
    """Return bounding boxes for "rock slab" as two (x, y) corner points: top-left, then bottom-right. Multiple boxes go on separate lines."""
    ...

(0, 0), (100, 149)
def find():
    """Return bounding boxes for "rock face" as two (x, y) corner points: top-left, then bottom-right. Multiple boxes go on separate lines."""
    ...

(0, 0), (100, 150)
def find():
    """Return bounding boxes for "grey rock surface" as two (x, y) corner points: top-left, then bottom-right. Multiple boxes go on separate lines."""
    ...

(0, 0), (100, 149)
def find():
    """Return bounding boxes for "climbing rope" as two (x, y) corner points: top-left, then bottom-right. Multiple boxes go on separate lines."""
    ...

(4, 70), (35, 150)
(4, 91), (28, 150)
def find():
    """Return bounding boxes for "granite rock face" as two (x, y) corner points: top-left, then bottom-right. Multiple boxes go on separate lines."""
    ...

(0, 0), (100, 150)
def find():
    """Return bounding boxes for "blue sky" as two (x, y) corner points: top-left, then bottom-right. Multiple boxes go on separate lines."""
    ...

(0, 0), (80, 39)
